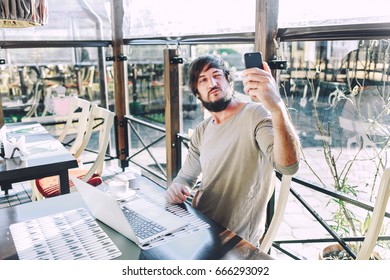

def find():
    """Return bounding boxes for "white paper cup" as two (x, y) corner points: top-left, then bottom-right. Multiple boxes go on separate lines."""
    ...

(108, 180), (129, 199)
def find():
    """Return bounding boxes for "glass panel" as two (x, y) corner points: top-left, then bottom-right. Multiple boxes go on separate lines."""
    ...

(279, 39), (390, 255)
(280, 38), (390, 200)
(0, 0), (255, 41)
(1, 47), (100, 122)
(1, 46), (98, 65)
(123, 0), (255, 38)
(279, 0), (390, 27)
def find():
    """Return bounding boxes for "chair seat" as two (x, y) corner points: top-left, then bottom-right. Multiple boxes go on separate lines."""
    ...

(35, 169), (102, 198)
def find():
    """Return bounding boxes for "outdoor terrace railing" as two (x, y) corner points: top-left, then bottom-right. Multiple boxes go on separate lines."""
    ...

(274, 172), (390, 260)
(125, 115), (168, 183)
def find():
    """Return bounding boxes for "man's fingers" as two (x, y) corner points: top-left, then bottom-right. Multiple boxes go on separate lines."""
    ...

(165, 185), (190, 204)
(166, 191), (183, 204)
(262, 61), (271, 72)
(165, 191), (175, 203)
(182, 186), (191, 197)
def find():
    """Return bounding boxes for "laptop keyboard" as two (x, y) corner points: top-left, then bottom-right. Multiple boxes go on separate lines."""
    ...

(122, 207), (167, 240)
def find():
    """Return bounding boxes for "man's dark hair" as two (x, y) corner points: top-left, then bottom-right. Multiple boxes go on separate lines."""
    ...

(188, 55), (233, 96)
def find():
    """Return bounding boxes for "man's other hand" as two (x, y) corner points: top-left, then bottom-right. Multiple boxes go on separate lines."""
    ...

(165, 183), (191, 204)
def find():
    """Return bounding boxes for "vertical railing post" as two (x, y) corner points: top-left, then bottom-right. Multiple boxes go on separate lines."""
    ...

(164, 48), (182, 186)
(110, 0), (129, 169)
(256, 0), (280, 246)
(255, 0), (279, 62)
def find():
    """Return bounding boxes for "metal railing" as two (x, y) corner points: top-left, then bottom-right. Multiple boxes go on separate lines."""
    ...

(274, 172), (390, 259)
(125, 115), (167, 183)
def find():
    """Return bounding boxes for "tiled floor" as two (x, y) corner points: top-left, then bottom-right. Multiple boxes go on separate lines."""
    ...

(0, 181), (33, 209)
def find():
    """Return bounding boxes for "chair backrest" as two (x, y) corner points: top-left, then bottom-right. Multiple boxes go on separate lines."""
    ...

(259, 173), (292, 253)
(356, 167), (390, 260)
(57, 97), (91, 155)
(82, 66), (95, 86)
(24, 81), (43, 118)
(75, 104), (115, 181)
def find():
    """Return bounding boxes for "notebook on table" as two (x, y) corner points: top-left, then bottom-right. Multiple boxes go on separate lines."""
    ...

(72, 176), (188, 249)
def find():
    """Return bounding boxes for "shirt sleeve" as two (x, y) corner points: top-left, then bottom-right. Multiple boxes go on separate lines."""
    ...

(172, 124), (203, 187)
(254, 106), (299, 176)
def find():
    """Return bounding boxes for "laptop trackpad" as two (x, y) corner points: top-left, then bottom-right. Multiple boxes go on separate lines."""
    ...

(124, 198), (182, 225)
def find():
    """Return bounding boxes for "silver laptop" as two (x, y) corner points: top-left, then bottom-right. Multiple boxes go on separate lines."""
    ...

(72, 176), (188, 248)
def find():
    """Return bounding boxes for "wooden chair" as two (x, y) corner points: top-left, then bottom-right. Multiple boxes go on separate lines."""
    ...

(339, 116), (378, 149)
(31, 105), (115, 200)
(24, 81), (43, 118)
(57, 96), (91, 155)
(22, 92), (89, 140)
(259, 173), (292, 253)
(356, 167), (390, 259)
(81, 66), (95, 100)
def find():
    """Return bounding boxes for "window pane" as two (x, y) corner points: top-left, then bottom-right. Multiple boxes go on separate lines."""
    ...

(279, 39), (390, 193)
(123, 0), (255, 38)
(0, 0), (256, 41)
(279, 0), (390, 28)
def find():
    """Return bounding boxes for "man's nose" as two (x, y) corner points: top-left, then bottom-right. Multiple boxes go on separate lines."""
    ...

(208, 77), (218, 87)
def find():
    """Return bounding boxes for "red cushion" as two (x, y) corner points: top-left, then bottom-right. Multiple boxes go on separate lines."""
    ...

(35, 170), (102, 198)
(86, 176), (102, 186)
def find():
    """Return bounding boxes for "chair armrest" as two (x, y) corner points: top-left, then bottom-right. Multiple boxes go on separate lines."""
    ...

(356, 167), (390, 260)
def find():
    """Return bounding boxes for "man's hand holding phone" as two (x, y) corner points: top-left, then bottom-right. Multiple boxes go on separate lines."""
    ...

(242, 52), (282, 114)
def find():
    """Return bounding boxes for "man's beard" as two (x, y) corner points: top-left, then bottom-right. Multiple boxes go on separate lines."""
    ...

(201, 97), (231, 112)
(199, 88), (233, 112)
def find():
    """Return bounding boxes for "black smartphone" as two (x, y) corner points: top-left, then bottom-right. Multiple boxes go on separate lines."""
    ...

(244, 52), (263, 69)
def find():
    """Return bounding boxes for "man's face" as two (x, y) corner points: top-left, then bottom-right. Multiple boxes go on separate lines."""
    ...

(196, 65), (233, 112)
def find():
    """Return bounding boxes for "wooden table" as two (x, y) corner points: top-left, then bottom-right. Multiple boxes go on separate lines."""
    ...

(0, 121), (78, 195)
(0, 175), (273, 260)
